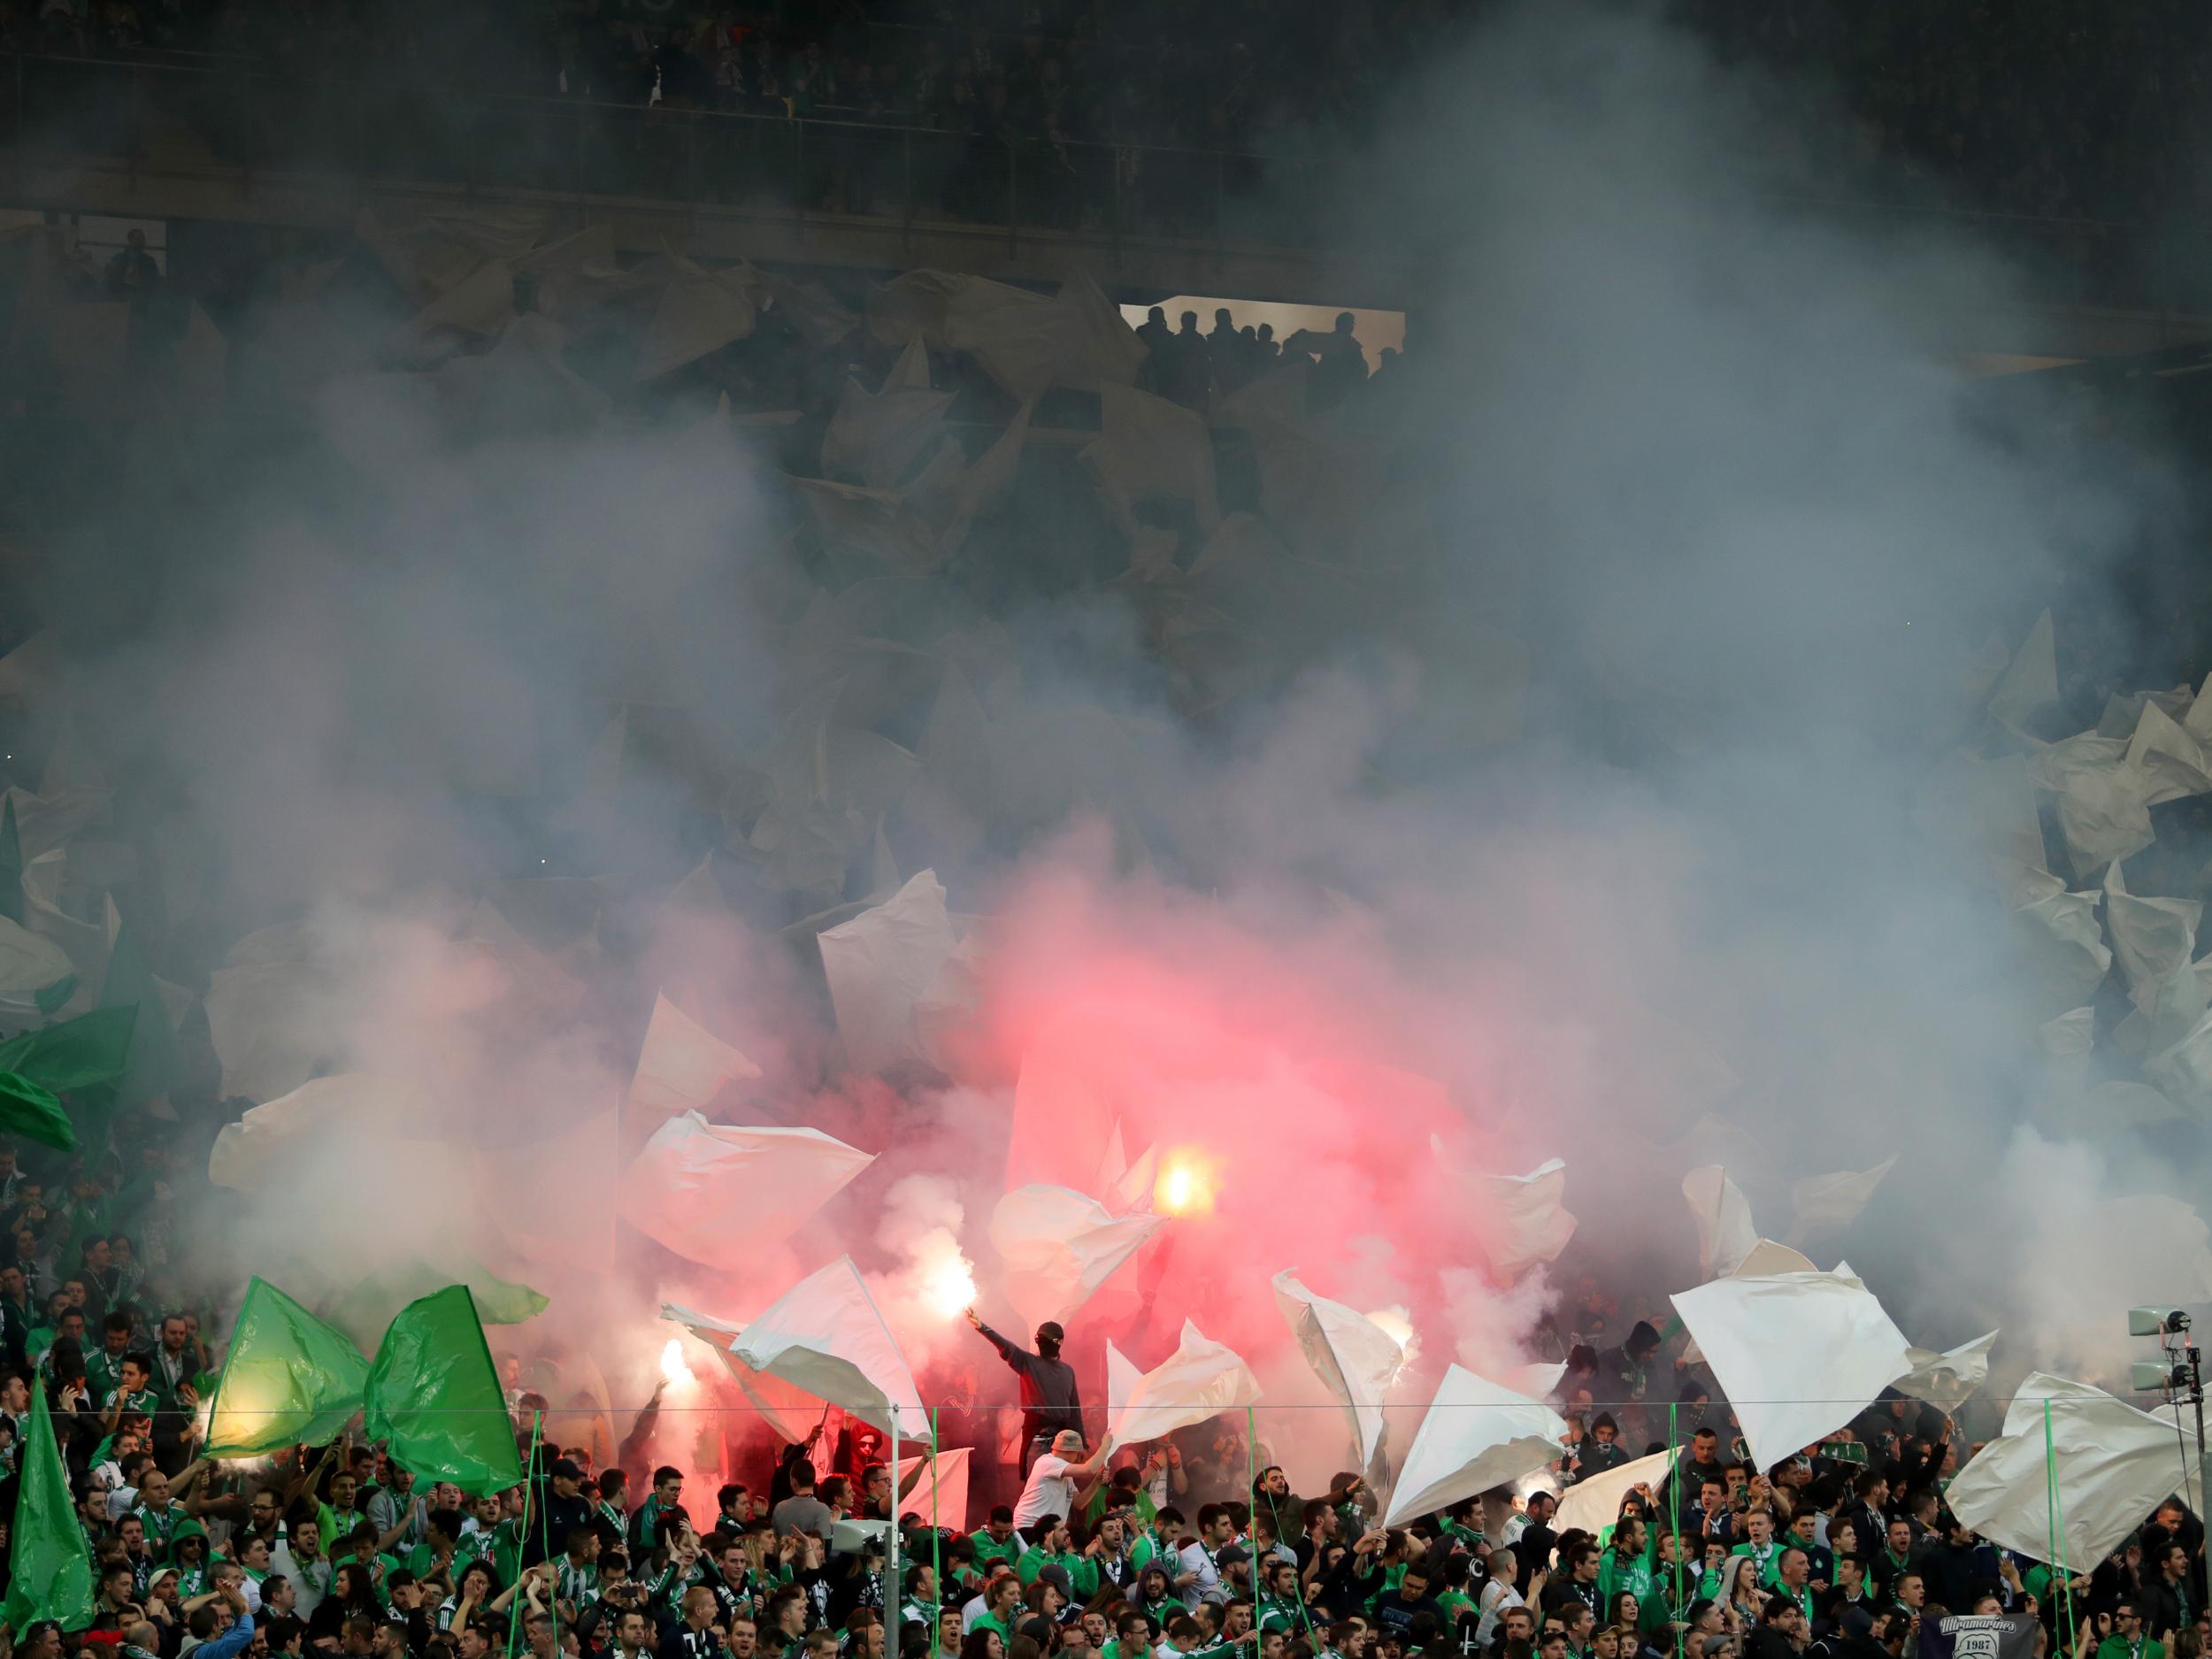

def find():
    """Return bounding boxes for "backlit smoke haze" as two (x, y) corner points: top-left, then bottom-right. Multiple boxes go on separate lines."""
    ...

(13, 0), (2211, 1489)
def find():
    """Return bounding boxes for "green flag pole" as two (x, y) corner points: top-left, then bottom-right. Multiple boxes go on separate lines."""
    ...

(1668, 1401), (1683, 1624)
(507, 1409), (542, 1659)
(2045, 1400), (2076, 1657)
(1246, 1404), (1257, 1532)
(887, 1403), (901, 1658)
(1247, 1402), (1316, 1643)
(930, 1403), (941, 1625)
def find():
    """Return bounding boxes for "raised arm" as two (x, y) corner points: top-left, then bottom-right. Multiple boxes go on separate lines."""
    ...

(965, 1310), (1025, 1371)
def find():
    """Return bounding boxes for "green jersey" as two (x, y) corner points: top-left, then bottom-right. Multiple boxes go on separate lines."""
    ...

(1017, 1548), (1099, 1600)
(971, 1532), (1025, 1575)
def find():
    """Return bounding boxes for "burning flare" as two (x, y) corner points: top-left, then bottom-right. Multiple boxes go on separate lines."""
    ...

(1156, 1149), (1218, 1217)
(925, 1252), (979, 1319)
(1363, 1303), (1419, 1368)
(660, 1337), (696, 1390)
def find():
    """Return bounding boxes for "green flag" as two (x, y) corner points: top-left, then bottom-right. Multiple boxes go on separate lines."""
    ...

(364, 1286), (524, 1495)
(0, 1004), (136, 1157)
(0, 1004), (136, 1097)
(0, 797), (23, 926)
(326, 1262), (549, 1354)
(204, 1277), (370, 1458)
(3, 1372), (96, 1631)
(97, 918), (179, 1109)
(0, 1071), (72, 1153)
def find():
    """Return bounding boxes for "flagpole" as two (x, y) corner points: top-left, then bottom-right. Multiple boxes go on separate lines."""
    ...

(2045, 1401), (2076, 1658)
(1245, 1399), (1260, 1613)
(930, 1404), (941, 1624)
(508, 1409), (542, 1659)
(1258, 1399), (1316, 1644)
(1667, 1401), (1681, 1628)
(887, 1404), (901, 1649)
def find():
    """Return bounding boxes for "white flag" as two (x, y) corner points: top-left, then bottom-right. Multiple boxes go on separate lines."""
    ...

(1272, 1271), (1407, 1476)
(818, 871), (962, 1075)
(623, 1113), (874, 1265)
(1478, 1159), (1578, 1278)
(988, 1185), (1165, 1329)
(1948, 1374), (2200, 1566)
(1896, 1331), (1999, 1414)
(1682, 1166), (1757, 1277)
(1382, 1365), (1566, 1527)
(1670, 1270), (1912, 1472)
(730, 1256), (931, 1442)
(1785, 1157), (1897, 1246)
(628, 994), (761, 1134)
(1105, 1320), (1262, 1451)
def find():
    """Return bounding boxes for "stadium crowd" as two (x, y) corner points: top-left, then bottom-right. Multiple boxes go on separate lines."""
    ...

(3, 2), (2212, 1654)
(0, 1170), (2184, 1659)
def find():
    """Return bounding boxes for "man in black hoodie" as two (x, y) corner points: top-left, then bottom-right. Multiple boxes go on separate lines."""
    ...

(966, 1311), (1082, 1476)
(1917, 1517), (2000, 1613)
(1576, 1416), (1631, 1480)
(1594, 1324), (1663, 1443)
(1818, 1606), (1896, 1659)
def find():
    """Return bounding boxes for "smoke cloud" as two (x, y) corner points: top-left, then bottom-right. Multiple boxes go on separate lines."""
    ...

(11, 0), (2208, 1492)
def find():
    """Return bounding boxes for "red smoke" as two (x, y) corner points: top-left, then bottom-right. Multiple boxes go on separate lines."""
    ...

(967, 856), (1515, 1369)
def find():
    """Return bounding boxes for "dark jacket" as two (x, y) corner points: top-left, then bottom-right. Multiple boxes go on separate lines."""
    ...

(975, 1324), (1082, 1439)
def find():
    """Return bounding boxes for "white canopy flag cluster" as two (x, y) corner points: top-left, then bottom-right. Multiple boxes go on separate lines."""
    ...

(622, 1114), (876, 1266)
(1895, 1331), (2000, 1414)
(1682, 1166), (1758, 1279)
(1381, 1365), (1568, 1528)
(1948, 1374), (2201, 1566)
(1785, 1157), (1896, 1246)
(1272, 1271), (1409, 1479)
(0, 911), (74, 1016)
(1555, 1448), (1674, 1540)
(1985, 610), (2057, 735)
(201, 922), (333, 1106)
(1094, 1121), (1159, 1216)
(209, 1072), (446, 1191)
(664, 1302), (833, 1442)
(627, 992), (763, 1133)
(1670, 1269), (1912, 1471)
(988, 1184), (1166, 1329)
(1475, 1159), (1578, 1279)
(728, 1256), (933, 1443)
(1105, 1320), (1262, 1451)
(1678, 1240), (1814, 1365)
(818, 870), (967, 1076)
(894, 1446), (972, 1530)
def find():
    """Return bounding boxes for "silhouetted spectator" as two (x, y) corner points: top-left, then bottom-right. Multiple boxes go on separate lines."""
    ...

(104, 231), (159, 301)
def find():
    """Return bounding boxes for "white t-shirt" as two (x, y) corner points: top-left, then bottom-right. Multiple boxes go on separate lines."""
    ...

(1178, 1541), (1223, 1602)
(1476, 1579), (1524, 1646)
(1014, 1455), (1077, 1530)
(1144, 1465), (1172, 1511)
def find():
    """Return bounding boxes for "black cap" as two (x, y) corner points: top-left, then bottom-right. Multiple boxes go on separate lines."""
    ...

(552, 1459), (586, 1481)
(1215, 1544), (1250, 1564)
(1036, 1322), (1064, 1344)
